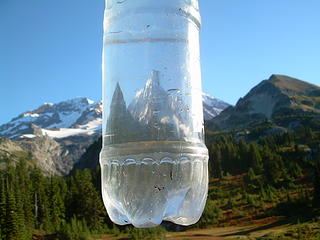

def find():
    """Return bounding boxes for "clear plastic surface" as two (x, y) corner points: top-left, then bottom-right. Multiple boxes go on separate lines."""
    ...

(100, 0), (208, 228)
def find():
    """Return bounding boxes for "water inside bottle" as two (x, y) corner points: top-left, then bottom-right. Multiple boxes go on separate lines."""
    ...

(100, 141), (208, 228)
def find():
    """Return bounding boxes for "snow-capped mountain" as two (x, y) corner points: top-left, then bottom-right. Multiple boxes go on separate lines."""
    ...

(0, 97), (102, 139)
(0, 97), (102, 175)
(203, 93), (231, 120)
(0, 92), (228, 140)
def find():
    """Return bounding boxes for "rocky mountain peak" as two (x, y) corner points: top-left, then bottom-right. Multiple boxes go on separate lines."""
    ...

(268, 74), (320, 96)
(209, 74), (320, 130)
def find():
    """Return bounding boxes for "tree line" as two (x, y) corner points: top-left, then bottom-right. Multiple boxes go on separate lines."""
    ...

(0, 158), (109, 240)
(0, 127), (319, 239)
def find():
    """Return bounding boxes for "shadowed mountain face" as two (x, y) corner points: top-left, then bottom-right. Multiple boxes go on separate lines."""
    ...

(208, 74), (320, 130)
(105, 82), (143, 144)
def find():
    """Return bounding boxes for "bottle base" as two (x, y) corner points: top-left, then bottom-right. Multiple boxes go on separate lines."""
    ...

(100, 146), (208, 228)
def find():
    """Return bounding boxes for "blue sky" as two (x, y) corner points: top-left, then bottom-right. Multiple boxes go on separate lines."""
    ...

(1, 0), (320, 124)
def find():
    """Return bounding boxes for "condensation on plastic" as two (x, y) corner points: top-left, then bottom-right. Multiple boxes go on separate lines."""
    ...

(100, 0), (208, 228)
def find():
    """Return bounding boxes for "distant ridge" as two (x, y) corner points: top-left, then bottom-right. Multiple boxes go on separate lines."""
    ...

(208, 74), (320, 130)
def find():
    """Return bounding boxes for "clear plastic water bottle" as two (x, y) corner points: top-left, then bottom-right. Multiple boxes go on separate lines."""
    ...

(100, 0), (208, 228)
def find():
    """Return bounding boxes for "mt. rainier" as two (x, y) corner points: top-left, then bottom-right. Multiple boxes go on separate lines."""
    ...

(0, 97), (102, 139)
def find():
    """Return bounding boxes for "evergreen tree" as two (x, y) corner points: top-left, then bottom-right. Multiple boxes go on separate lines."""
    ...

(262, 147), (285, 183)
(0, 173), (6, 240)
(14, 186), (30, 240)
(247, 168), (256, 182)
(5, 187), (19, 240)
(30, 168), (51, 230)
(212, 144), (223, 179)
(249, 144), (264, 174)
(49, 176), (66, 230)
(15, 159), (34, 230)
(208, 144), (214, 177)
(313, 159), (320, 209)
(288, 162), (302, 178)
(238, 139), (250, 172)
(220, 141), (239, 175)
(67, 170), (104, 229)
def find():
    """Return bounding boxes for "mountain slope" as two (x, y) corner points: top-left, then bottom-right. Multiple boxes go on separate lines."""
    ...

(209, 74), (320, 130)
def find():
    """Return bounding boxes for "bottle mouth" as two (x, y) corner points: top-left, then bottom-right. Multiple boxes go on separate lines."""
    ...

(105, 0), (200, 11)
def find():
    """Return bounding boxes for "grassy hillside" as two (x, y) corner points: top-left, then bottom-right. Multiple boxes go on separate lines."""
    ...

(92, 170), (320, 240)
